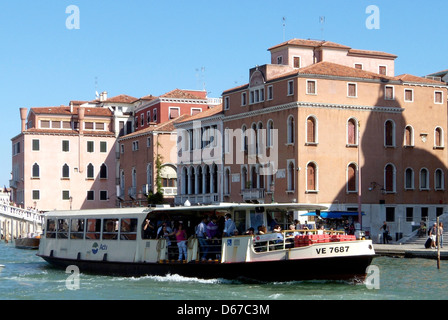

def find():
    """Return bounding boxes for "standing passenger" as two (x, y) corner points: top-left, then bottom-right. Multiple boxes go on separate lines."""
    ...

(196, 217), (208, 261)
(175, 223), (188, 261)
(206, 217), (219, 260)
(223, 213), (236, 237)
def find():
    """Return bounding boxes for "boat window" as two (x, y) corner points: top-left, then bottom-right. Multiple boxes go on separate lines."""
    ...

(57, 219), (69, 239)
(233, 210), (246, 234)
(46, 219), (56, 238)
(268, 211), (288, 231)
(103, 219), (119, 240)
(249, 210), (264, 232)
(86, 219), (101, 240)
(120, 218), (138, 240)
(70, 219), (85, 240)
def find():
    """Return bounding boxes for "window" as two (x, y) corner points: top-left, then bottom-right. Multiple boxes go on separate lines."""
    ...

(132, 141), (139, 151)
(120, 218), (137, 240)
(169, 107), (180, 119)
(57, 219), (69, 239)
(86, 190), (94, 201)
(287, 80), (294, 96)
(84, 122), (94, 130)
(404, 89), (413, 102)
(32, 190), (40, 200)
(86, 218), (101, 239)
(421, 207), (429, 221)
(32, 163), (40, 178)
(384, 120), (395, 147)
(140, 114), (144, 126)
(241, 166), (248, 190)
(100, 190), (108, 201)
(405, 168), (414, 190)
(435, 169), (444, 190)
(46, 219), (56, 238)
(306, 116), (317, 144)
(62, 190), (70, 200)
(420, 168), (429, 190)
(384, 164), (396, 193)
(100, 164), (108, 179)
(347, 163), (357, 193)
(241, 92), (247, 106)
(32, 139), (40, 151)
(354, 63), (363, 70)
(347, 83), (357, 97)
(306, 80), (317, 95)
(267, 85), (273, 100)
(306, 162), (317, 192)
(379, 66), (387, 75)
(87, 141), (94, 153)
(435, 91), (443, 104)
(287, 116), (294, 144)
(293, 56), (301, 68)
(147, 111), (151, 124)
(406, 208), (414, 222)
(70, 219), (85, 240)
(404, 126), (414, 147)
(287, 160), (295, 191)
(224, 168), (231, 195)
(191, 108), (201, 115)
(277, 56), (283, 64)
(153, 109), (157, 122)
(347, 118), (358, 146)
(62, 164), (70, 178)
(62, 140), (70, 152)
(385, 86), (394, 100)
(435, 127), (444, 148)
(100, 141), (107, 153)
(267, 120), (274, 148)
(87, 163), (94, 179)
(385, 207), (395, 222)
(224, 96), (230, 110)
(40, 120), (50, 128)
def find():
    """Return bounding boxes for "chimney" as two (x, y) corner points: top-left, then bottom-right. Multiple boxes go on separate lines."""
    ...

(78, 107), (85, 133)
(20, 108), (27, 132)
(100, 91), (108, 102)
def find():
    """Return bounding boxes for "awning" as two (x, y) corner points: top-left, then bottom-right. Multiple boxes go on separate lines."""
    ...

(301, 211), (366, 219)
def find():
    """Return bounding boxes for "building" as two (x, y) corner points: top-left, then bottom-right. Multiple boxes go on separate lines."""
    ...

(117, 89), (221, 206)
(220, 39), (448, 240)
(10, 105), (117, 211)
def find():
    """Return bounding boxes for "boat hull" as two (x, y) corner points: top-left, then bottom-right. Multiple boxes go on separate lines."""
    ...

(15, 238), (40, 250)
(37, 254), (374, 282)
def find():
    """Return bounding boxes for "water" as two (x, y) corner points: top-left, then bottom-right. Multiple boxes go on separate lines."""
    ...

(1, 242), (447, 301)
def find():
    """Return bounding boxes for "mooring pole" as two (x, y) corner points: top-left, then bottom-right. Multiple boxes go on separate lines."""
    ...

(437, 216), (441, 269)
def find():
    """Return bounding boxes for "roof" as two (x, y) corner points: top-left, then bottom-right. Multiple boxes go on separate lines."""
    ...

(119, 114), (190, 140)
(268, 39), (351, 51)
(102, 94), (138, 104)
(160, 89), (207, 100)
(30, 106), (113, 117)
(395, 74), (445, 85)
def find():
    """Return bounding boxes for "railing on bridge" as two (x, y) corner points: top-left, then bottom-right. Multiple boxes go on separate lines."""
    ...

(0, 203), (44, 225)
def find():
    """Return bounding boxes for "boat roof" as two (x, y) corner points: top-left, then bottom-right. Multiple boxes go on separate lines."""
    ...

(44, 203), (328, 218)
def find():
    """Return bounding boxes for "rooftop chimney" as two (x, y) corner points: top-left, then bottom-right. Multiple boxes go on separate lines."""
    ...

(100, 91), (108, 102)
(20, 108), (27, 133)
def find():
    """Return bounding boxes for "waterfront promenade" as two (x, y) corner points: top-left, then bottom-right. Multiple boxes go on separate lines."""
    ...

(374, 243), (448, 260)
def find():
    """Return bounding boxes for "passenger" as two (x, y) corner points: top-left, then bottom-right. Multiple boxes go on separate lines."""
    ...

(223, 213), (236, 237)
(142, 218), (155, 239)
(174, 223), (188, 261)
(206, 216), (220, 260)
(157, 222), (172, 235)
(257, 225), (267, 235)
(103, 220), (117, 240)
(157, 225), (174, 260)
(196, 217), (208, 261)
(233, 230), (239, 236)
(273, 225), (284, 250)
(244, 227), (255, 236)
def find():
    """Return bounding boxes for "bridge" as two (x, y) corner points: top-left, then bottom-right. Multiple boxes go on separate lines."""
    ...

(0, 203), (44, 241)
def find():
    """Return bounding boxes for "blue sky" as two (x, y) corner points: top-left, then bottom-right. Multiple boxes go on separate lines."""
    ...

(1, 0), (447, 186)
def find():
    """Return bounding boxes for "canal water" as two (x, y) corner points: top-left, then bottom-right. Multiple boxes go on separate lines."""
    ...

(1, 242), (447, 301)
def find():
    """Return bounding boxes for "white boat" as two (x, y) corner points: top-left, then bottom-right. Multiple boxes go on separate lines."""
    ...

(37, 203), (375, 282)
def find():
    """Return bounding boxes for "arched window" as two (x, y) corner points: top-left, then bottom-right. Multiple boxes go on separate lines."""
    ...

(100, 164), (108, 179)
(197, 166), (203, 194)
(212, 164), (218, 194)
(435, 169), (444, 190)
(146, 163), (153, 191)
(420, 168), (429, 190)
(205, 165), (211, 194)
(267, 120), (274, 147)
(62, 164), (70, 178)
(189, 167), (195, 194)
(32, 163), (40, 178)
(347, 163), (357, 192)
(224, 168), (231, 195)
(435, 127), (444, 148)
(287, 115), (294, 144)
(306, 162), (317, 192)
(347, 118), (358, 146)
(251, 166), (257, 189)
(404, 126), (414, 147)
(384, 163), (396, 192)
(182, 167), (188, 195)
(87, 163), (94, 179)
(288, 161), (295, 191)
(405, 168), (414, 190)
(241, 166), (248, 190)
(385, 120), (395, 147)
(306, 116), (317, 144)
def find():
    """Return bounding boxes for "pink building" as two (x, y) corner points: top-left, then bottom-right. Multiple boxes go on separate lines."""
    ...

(10, 106), (117, 211)
(220, 39), (448, 240)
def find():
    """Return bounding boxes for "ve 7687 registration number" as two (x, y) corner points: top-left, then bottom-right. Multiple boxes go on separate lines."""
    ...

(316, 246), (350, 255)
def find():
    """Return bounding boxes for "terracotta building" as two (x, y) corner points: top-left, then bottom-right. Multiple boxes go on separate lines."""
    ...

(218, 39), (448, 239)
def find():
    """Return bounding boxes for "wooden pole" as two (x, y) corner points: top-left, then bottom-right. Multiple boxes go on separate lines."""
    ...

(437, 217), (441, 269)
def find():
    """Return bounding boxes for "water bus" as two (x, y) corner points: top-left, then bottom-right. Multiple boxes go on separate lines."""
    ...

(37, 203), (375, 282)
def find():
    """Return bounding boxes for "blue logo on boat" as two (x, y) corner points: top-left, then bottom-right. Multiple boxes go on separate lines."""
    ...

(227, 239), (232, 246)
(92, 242), (99, 254)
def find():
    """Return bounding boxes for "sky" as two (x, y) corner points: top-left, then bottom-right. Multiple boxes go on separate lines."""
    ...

(1, 0), (447, 187)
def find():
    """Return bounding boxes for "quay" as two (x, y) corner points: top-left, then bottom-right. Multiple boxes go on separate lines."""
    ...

(374, 243), (448, 260)
(0, 203), (43, 241)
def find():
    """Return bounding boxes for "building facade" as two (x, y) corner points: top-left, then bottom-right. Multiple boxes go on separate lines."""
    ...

(220, 39), (448, 239)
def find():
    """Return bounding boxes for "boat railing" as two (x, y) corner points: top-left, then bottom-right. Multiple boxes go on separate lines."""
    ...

(253, 229), (352, 252)
(158, 237), (223, 262)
